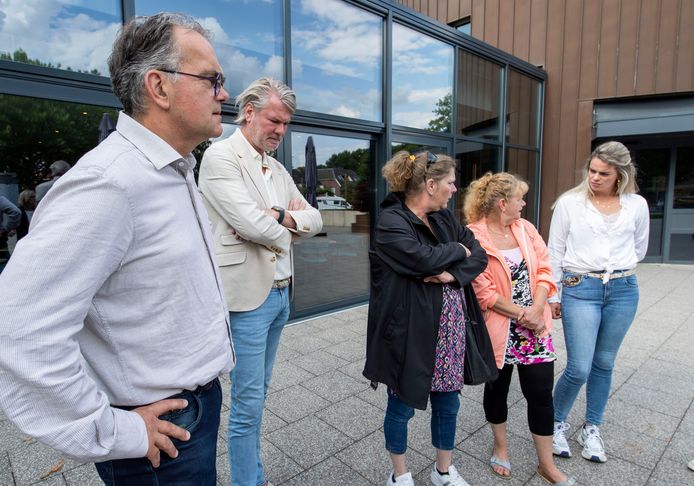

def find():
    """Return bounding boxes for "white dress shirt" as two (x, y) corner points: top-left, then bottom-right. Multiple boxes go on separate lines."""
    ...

(548, 191), (650, 300)
(0, 112), (234, 461)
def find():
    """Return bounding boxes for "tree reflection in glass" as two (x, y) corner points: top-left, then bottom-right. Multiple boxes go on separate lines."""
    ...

(0, 94), (118, 193)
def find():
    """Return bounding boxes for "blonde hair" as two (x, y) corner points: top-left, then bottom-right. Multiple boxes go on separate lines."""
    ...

(382, 151), (455, 196)
(18, 189), (36, 210)
(463, 172), (529, 223)
(558, 141), (638, 205)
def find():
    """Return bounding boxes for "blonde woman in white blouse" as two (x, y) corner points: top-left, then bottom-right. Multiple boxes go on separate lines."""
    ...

(548, 141), (649, 466)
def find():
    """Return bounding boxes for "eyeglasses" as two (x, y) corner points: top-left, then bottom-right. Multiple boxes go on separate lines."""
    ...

(426, 152), (438, 167)
(159, 69), (226, 97)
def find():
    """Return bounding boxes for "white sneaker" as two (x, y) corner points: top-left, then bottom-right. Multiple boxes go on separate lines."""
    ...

(387, 471), (415, 486)
(578, 424), (607, 463)
(552, 421), (572, 458)
(430, 464), (470, 486)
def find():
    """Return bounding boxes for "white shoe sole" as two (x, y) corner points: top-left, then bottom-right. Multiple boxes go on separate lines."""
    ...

(577, 433), (607, 463)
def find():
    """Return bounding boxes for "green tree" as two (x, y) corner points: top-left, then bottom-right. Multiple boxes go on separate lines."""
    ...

(324, 147), (370, 180)
(427, 93), (451, 132)
(0, 94), (118, 191)
(1, 48), (102, 75)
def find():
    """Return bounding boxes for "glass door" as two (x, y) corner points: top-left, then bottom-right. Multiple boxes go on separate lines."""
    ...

(634, 148), (670, 260)
(633, 145), (694, 263)
(670, 147), (694, 261)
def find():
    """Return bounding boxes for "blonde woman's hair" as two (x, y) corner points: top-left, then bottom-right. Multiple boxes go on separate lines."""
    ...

(556, 141), (638, 206)
(382, 151), (456, 196)
(17, 189), (35, 209)
(463, 172), (529, 223)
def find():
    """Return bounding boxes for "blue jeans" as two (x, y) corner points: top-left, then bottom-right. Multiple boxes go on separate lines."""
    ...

(384, 389), (460, 454)
(554, 272), (639, 425)
(228, 287), (290, 486)
(95, 379), (222, 486)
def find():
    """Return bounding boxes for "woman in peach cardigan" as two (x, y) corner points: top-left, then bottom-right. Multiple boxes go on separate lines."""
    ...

(465, 172), (573, 486)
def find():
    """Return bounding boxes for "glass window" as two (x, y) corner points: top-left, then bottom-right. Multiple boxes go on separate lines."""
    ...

(505, 147), (538, 224)
(392, 23), (453, 132)
(0, 94), (120, 268)
(391, 141), (447, 157)
(136, 0), (284, 99)
(0, 1), (121, 75)
(290, 131), (373, 316)
(454, 19), (471, 36)
(455, 141), (499, 222)
(634, 148), (669, 258)
(0, 94), (118, 193)
(506, 69), (540, 147)
(290, 0), (382, 121)
(674, 147), (694, 209)
(457, 51), (501, 139)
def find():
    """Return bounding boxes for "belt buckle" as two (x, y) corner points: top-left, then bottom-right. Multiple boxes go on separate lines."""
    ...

(272, 278), (290, 289)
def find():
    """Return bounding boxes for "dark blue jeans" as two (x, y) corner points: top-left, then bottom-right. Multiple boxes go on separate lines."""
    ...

(384, 388), (460, 454)
(95, 378), (222, 486)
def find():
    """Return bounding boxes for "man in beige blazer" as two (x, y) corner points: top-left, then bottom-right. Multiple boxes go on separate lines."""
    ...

(199, 77), (322, 486)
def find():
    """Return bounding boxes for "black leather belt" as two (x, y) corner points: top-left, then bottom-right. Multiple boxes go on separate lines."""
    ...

(192, 377), (218, 394)
(113, 377), (219, 410)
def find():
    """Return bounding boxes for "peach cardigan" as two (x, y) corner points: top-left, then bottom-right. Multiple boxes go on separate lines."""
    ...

(467, 218), (557, 368)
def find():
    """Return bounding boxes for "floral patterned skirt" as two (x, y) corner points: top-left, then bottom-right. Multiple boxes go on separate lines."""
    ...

(431, 284), (466, 392)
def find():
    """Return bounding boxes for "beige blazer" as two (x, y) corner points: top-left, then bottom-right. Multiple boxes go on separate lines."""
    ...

(199, 129), (323, 312)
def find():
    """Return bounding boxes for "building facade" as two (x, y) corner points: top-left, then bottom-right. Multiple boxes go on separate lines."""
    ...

(398, 0), (694, 263)
(0, 0), (545, 319)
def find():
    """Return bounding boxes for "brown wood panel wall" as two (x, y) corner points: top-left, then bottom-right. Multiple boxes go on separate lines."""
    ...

(393, 0), (694, 233)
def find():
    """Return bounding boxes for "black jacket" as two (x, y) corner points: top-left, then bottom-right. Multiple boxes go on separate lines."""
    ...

(363, 193), (488, 409)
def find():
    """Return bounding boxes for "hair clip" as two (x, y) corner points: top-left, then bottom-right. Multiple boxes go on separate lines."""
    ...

(408, 154), (416, 161)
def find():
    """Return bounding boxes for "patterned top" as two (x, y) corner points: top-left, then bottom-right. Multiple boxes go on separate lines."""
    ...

(431, 284), (467, 392)
(504, 256), (556, 365)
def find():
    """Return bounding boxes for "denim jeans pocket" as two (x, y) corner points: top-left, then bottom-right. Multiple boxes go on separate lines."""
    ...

(622, 275), (638, 287)
(159, 390), (204, 434)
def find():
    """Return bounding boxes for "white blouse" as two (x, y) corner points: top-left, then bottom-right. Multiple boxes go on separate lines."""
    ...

(548, 191), (650, 300)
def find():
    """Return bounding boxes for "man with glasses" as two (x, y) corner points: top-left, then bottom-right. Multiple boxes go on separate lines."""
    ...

(199, 78), (322, 486)
(0, 13), (234, 485)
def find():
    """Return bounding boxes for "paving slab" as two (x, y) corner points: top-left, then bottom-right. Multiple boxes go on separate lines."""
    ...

(301, 369), (369, 402)
(265, 416), (352, 469)
(264, 385), (330, 423)
(281, 457), (371, 486)
(291, 349), (350, 376)
(314, 396), (384, 440)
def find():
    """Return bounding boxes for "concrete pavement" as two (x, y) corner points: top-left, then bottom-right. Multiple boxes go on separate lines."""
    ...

(1, 263), (693, 485)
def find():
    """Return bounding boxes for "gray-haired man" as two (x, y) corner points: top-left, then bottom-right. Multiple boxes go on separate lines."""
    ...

(0, 13), (234, 485)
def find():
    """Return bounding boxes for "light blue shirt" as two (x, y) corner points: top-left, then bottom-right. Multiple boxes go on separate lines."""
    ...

(0, 112), (234, 461)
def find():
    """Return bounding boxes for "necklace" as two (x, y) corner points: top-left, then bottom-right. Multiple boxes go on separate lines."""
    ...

(592, 196), (619, 208)
(488, 226), (511, 238)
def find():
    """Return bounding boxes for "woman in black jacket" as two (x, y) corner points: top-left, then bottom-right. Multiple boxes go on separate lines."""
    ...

(363, 151), (488, 486)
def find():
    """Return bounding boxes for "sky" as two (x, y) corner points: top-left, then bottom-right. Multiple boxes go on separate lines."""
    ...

(0, 0), (453, 129)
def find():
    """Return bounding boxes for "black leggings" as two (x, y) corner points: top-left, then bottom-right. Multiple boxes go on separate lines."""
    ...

(483, 361), (554, 436)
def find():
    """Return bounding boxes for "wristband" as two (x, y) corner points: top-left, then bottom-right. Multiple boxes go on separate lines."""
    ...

(272, 206), (285, 224)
